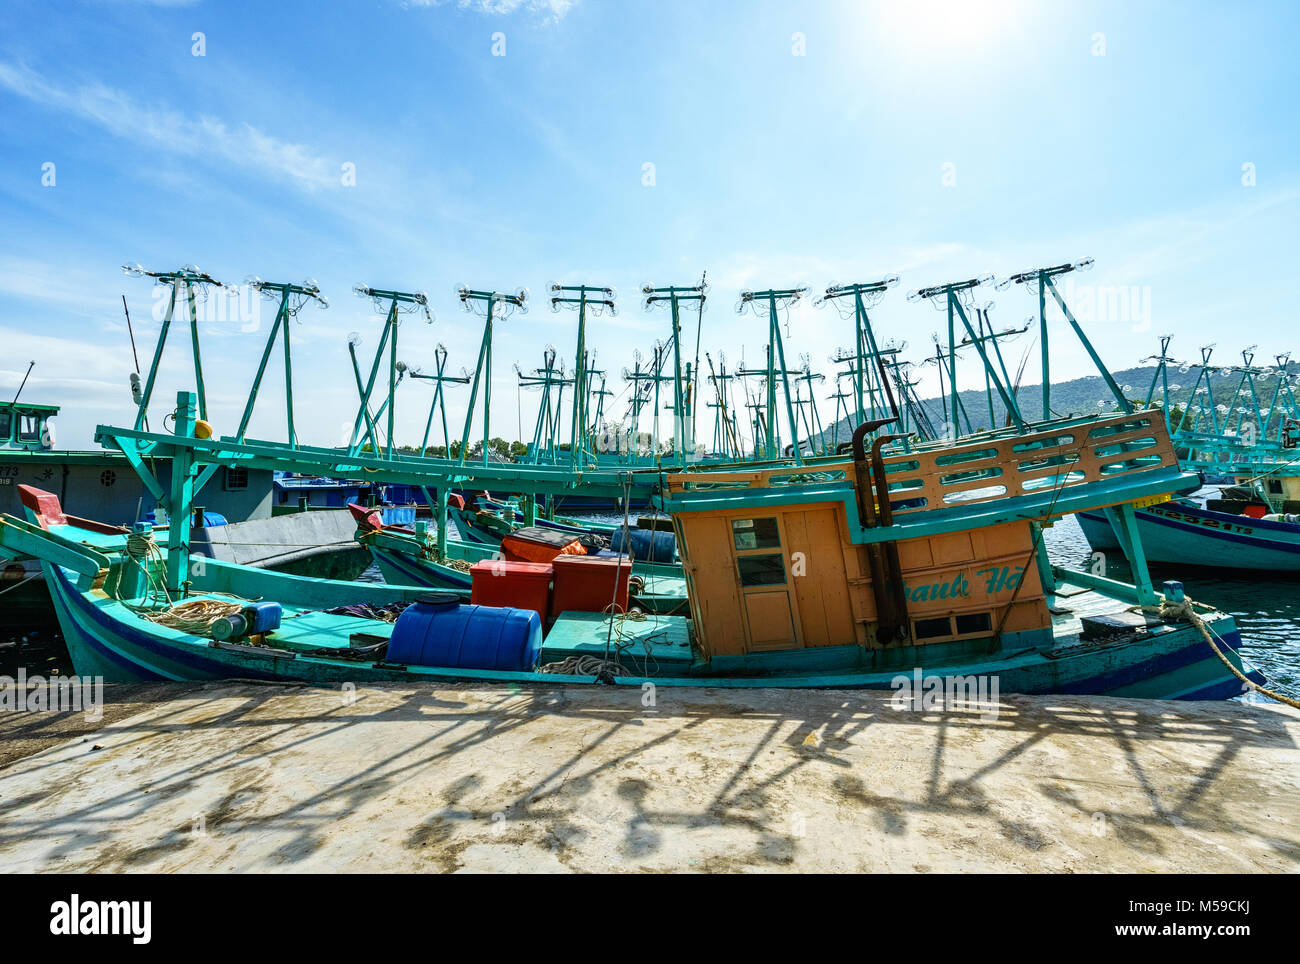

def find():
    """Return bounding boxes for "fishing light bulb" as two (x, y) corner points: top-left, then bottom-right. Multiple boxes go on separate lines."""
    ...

(122, 263), (144, 277)
(396, 361), (408, 373)
(303, 278), (319, 292)
(641, 282), (655, 296)
(517, 287), (529, 304)
(883, 275), (900, 288)
(317, 295), (330, 309)
(245, 275), (263, 288)
(1074, 258), (1095, 271)
(353, 283), (370, 297)
(348, 331), (361, 347)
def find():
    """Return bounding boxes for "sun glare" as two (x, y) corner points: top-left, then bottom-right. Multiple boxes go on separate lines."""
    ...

(872, 0), (1018, 53)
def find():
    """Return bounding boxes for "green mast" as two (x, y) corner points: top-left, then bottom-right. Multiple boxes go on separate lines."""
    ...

(455, 285), (527, 466)
(409, 344), (472, 455)
(549, 282), (616, 471)
(347, 285), (433, 460)
(122, 263), (225, 431)
(642, 280), (707, 463)
(999, 259), (1132, 417)
(816, 276), (900, 438)
(910, 275), (1027, 435)
(737, 285), (808, 464)
(238, 277), (328, 446)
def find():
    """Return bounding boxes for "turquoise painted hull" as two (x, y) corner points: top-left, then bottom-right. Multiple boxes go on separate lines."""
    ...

(42, 559), (1263, 699)
(1077, 502), (1300, 572)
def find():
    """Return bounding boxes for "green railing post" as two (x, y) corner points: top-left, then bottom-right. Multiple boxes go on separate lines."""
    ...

(165, 391), (197, 597)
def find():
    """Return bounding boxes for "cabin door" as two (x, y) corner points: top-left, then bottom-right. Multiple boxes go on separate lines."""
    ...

(730, 516), (799, 652)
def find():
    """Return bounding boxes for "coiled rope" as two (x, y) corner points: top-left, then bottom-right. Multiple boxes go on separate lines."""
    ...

(1139, 596), (1300, 710)
(539, 654), (632, 677)
(140, 598), (245, 636)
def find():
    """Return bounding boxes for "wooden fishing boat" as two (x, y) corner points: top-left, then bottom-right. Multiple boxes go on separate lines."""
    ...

(1077, 496), (1300, 572)
(0, 407), (1268, 699)
(1077, 339), (1300, 573)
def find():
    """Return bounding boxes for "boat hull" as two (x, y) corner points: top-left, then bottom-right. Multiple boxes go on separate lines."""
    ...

(43, 561), (1263, 699)
(1076, 502), (1300, 572)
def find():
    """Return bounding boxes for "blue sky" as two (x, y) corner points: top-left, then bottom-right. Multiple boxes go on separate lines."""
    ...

(1, 0), (1297, 449)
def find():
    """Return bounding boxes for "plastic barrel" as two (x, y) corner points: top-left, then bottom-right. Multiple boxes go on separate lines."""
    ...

(387, 594), (543, 672)
(609, 526), (676, 563)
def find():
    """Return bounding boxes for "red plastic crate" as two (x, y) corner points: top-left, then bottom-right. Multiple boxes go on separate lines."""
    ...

(551, 554), (632, 616)
(469, 560), (553, 621)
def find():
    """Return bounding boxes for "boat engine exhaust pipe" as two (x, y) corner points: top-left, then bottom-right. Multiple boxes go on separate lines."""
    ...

(850, 419), (910, 645)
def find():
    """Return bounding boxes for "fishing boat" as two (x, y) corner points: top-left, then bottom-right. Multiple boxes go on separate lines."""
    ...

(1076, 340), (1300, 572)
(0, 401), (1267, 699)
(0, 262), (1277, 701)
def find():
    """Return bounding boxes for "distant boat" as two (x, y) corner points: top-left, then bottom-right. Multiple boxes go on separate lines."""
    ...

(1077, 497), (1300, 572)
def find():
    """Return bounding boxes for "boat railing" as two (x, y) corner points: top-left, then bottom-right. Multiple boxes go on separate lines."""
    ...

(666, 409), (1183, 516)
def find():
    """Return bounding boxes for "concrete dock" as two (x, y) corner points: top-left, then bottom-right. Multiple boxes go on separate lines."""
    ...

(0, 682), (1297, 872)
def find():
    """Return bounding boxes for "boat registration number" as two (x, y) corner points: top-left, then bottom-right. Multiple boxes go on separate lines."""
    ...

(1129, 493), (1173, 509)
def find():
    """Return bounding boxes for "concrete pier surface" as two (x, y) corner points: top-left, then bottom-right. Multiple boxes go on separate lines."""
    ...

(0, 682), (1297, 873)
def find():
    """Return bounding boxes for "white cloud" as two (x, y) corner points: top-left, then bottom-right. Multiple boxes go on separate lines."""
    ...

(0, 62), (337, 192)
(404, 0), (577, 22)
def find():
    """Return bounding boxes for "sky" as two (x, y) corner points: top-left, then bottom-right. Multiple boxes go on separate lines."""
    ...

(1, 0), (1297, 451)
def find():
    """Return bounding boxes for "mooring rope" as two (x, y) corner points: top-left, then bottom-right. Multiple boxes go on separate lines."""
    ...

(1138, 596), (1300, 710)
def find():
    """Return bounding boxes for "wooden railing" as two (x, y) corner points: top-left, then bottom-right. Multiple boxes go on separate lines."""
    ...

(665, 410), (1180, 515)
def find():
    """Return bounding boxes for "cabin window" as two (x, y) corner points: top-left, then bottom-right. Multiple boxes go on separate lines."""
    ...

(737, 553), (786, 587)
(955, 612), (993, 635)
(732, 517), (780, 551)
(0, 412), (10, 441)
(914, 616), (952, 639)
(224, 467), (249, 491)
(1268, 479), (1283, 495)
(18, 415), (39, 442)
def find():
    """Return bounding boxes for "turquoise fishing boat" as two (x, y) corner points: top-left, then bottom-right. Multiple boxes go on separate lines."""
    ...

(1077, 340), (1300, 572)
(0, 402), (1268, 699)
(0, 262), (1279, 702)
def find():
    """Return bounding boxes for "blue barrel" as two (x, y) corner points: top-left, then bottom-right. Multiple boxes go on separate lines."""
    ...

(387, 595), (542, 672)
(609, 526), (676, 563)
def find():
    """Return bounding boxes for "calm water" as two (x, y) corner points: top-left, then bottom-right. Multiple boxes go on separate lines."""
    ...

(5, 509), (1298, 696)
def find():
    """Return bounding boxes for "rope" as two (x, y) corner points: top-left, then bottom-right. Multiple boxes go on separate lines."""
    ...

(1138, 596), (1300, 709)
(539, 654), (632, 677)
(139, 598), (244, 636)
(121, 528), (173, 607)
(0, 573), (41, 600)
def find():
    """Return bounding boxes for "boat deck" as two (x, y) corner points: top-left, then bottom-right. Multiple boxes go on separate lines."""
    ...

(541, 610), (695, 674)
